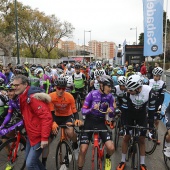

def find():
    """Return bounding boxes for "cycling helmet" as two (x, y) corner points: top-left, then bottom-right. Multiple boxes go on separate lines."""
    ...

(54, 77), (67, 87)
(117, 76), (126, 86)
(135, 72), (142, 77)
(96, 61), (102, 68)
(99, 75), (114, 87)
(126, 75), (143, 91)
(14, 69), (22, 75)
(128, 65), (133, 70)
(75, 63), (81, 69)
(30, 67), (36, 72)
(5, 83), (15, 90)
(0, 78), (5, 85)
(117, 70), (124, 76)
(95, 70), (105, 77)
(34, 68), (43, 75)
(16, 64), (23, 70)
(152, 67), (163, 76)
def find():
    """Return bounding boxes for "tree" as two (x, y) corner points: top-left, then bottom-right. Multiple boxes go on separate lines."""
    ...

(138, 33), (144, 45)
(39, 14), (74, 58)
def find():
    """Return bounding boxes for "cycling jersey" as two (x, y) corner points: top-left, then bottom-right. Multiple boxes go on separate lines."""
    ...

(49, 92), (77, 117)
(112, 85), (126, 107)
(72, 72), (86, 89)
(93, 69), (106, 79)
(149, 79), (166, 111)
(112, 76), (118, 86)
(82, 90), (114, 117)
(121, 85), (156, 128)
(39, 74), (51, 94)
(65, 68), (75, 76)
(29, 75), (40, 87)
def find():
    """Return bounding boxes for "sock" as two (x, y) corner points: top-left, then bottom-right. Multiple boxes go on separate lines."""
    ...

(106, 153), (111, 159)
(121, 153), (126, 162)
(42, 157), (47, 167)
(140, 156), (145, 165)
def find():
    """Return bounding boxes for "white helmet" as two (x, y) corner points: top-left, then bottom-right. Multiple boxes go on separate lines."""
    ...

(96, 61), (102, 68)
(117, 76), (126, 86)
(152, 67), (163, 76)
(126, 75), (143, 91)
(95, 70), (105, 77)
(135, 72), (142, 77)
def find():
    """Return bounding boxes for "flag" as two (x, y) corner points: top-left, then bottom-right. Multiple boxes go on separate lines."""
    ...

(143, 0), (163, 56)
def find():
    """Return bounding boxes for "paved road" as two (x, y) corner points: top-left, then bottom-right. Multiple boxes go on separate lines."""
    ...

(46, 120), (168, 170)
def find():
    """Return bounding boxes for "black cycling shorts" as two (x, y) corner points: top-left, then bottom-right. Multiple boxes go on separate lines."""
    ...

(79, 114), (112, 145)
(74, 88), (86, 100)
(54, 115), (74, 125)
(125, 111), (147, 136)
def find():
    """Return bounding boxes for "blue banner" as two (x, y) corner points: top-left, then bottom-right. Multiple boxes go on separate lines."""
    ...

(143, 0), (163, 56)
(161, 91), (170, 124)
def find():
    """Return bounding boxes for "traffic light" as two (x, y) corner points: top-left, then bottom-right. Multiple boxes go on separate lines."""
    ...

(118, 44), (121, 48)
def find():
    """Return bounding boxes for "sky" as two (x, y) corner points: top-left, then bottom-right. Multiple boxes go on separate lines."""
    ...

(19, 0), (170, 46)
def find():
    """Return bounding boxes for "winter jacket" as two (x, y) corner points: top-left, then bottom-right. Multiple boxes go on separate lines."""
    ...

(19, 86), (53, 146)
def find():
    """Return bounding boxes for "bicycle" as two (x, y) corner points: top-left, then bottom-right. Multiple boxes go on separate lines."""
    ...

(75, 122), (113, 170)
(75, 91), (83, 112)
(163, 131), (170, 170)
(55, 124), (77, 170)
(145, 112), (165, 155)
(0, 120), (26, 170)
(125, 121), (152, 170)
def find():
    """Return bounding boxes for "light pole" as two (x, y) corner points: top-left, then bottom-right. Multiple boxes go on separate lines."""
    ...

(84, 30), (91, 63)
(14, 0), (20, 64)
(130, 27), (137, 45)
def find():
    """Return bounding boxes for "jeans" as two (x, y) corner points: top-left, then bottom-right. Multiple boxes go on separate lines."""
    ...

(25, 138), (45, 170)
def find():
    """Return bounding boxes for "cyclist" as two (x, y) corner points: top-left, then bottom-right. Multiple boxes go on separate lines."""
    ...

(112, 69), (124, 86)
(49, 77), (82, 158)
(78, 75), (115, 170)
(149, 67), (166, 144)
(125, 65), (135, 77)
(72, 63), (86, 105)
(116, 75), (156, 170)
(29, 67), (40, 87)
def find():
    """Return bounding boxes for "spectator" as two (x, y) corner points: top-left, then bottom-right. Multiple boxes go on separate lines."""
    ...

(12, 75), (53, 170)
(147, 63), (153, 79)
(140, 61), (147, 75)
(135, 64), (141, 72)
(4, 66), (14, 84)
(8, 63), (13, 72)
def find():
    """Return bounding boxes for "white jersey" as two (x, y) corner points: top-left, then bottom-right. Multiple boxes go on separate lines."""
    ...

(149, 79), (165, 92)
(65, 68), (75, 76)
(129, 85), (152, 109)
(94, 80), (99, 90)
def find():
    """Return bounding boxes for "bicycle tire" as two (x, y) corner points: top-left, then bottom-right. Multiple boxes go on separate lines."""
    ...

(76, 94), (81, 112)
(163, 131), (170, 170)
(55, 140), (76, 170)
(131, 143), (140, 170)
(0, 137), (26, 170)
(145, 129), (158, 155)
(126, 141), (132, 162)
(93, 147), (99, 170)
(114, 117), (121, 150)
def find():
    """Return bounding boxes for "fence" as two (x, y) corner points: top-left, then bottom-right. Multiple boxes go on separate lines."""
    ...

(0, 56), (63, 66)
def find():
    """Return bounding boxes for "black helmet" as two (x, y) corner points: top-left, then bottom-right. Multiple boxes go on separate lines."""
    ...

(75, 63), (81, 69)
(54, 77), (67, 87)
(16, 64), (23, 70)
(99, 75), (114, 87)
(14, 69), (22, 75)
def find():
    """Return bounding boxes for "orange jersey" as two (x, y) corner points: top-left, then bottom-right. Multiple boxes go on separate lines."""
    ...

(49, 92), (77, 116)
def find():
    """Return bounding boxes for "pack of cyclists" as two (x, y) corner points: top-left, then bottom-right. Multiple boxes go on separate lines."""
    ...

(0, 60), (168, 170)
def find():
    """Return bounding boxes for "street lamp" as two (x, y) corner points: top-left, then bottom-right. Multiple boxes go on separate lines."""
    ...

(84, 30), (91, 63)
(14, 0), (20, 64)
(130, 27), (137, 45)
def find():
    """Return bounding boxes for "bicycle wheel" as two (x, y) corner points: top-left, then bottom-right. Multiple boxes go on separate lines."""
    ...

(163, 132), (170, 170)
(145, 129), (158, 155)
(131, 143), (140, 170)
(76, 94), (81, 112)
(0, 137), (26, 170)
(93, 146), (99, 170)
(56, 140), (76, 170)
(114, 117), (121, 150)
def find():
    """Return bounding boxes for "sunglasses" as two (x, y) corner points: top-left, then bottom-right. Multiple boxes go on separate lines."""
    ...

(56, 87), (66, 91)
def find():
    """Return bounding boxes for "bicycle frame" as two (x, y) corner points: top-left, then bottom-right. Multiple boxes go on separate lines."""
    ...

(8, 131), (26, 163)
(92, 132), (105, 170)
